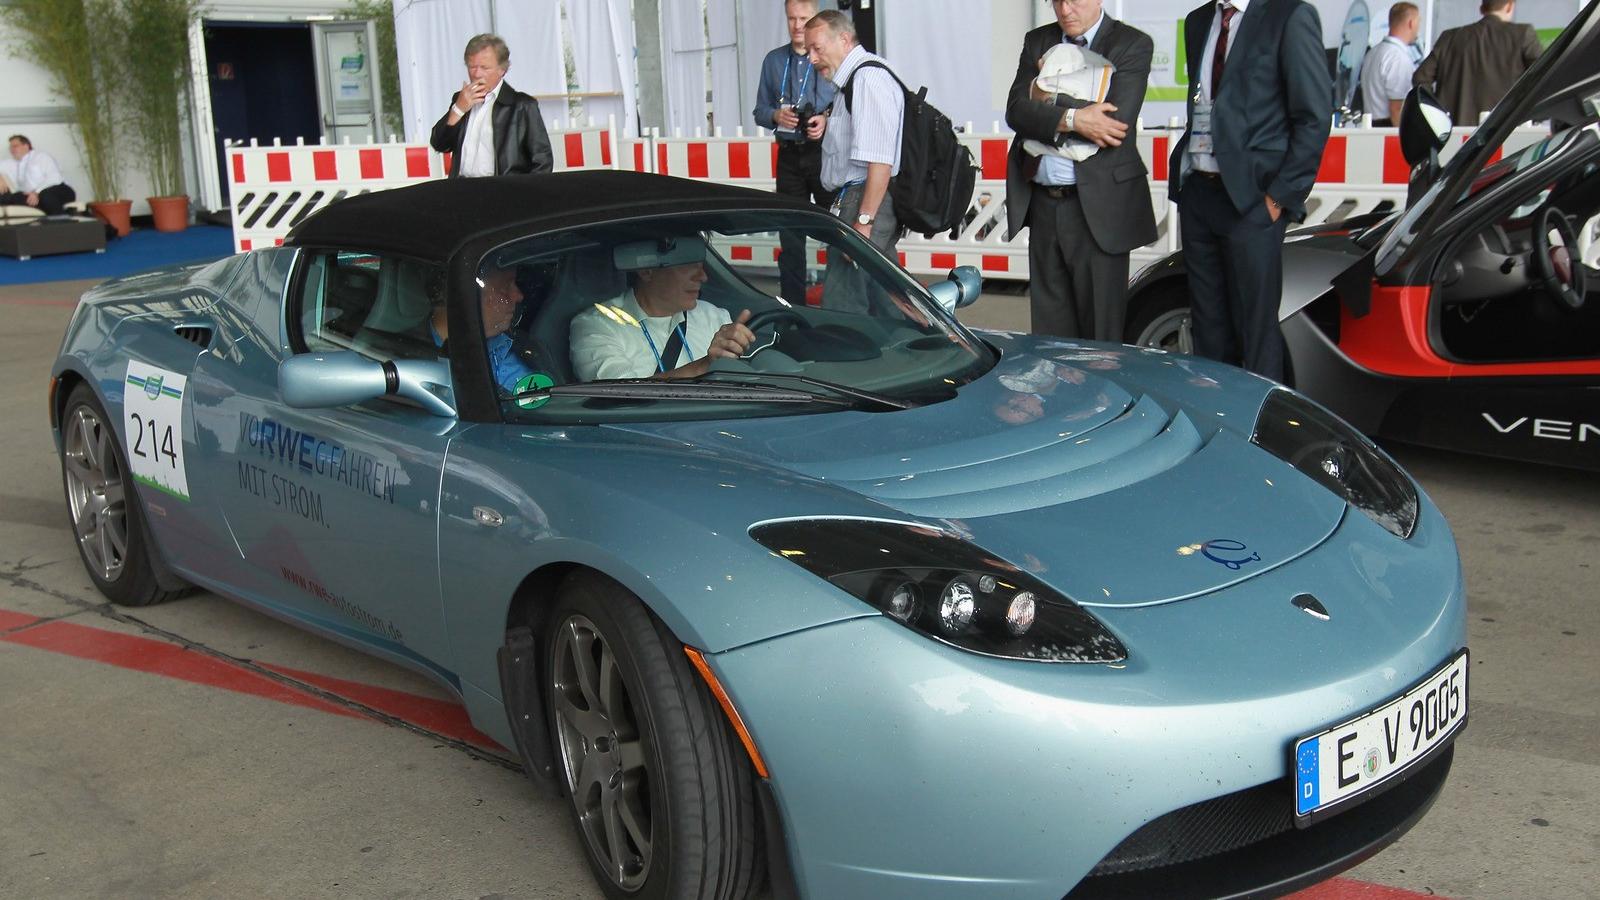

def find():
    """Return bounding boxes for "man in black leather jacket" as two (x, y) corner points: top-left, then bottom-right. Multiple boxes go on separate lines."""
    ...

(430, 34), (553, 177)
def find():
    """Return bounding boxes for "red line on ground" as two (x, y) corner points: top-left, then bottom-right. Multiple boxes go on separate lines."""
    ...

(0, 609), (42, 632)
(259, 662), (505, 752)
(1, 615), (358, 719)
(1289, 877), (1448, 899)
(0, 606), (504, 752)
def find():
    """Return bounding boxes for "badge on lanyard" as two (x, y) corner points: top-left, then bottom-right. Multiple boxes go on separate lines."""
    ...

(1190, 87), (1215, 155)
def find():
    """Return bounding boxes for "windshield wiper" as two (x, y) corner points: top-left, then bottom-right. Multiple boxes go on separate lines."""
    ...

(508, 378), (852, 406)
(696, 371), (916, 411)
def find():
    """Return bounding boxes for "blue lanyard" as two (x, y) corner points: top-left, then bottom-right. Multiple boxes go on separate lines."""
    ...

(639, 317), (690, 373)
(780, 52), (811, 105)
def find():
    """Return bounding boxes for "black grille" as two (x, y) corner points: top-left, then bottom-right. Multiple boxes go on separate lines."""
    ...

(1088, 780), (1294, 876)
(174, 326), (213, 347)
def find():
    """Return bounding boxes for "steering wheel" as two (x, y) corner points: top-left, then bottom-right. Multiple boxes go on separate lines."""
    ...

(1531, 205), (1587, 311)
(745, 307), (813, 336)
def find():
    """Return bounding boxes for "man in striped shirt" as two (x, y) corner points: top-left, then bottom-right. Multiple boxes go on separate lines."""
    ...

(806, 10), (904, 315)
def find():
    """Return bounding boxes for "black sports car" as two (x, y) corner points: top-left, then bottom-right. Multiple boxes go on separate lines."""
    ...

(1124, 0), (1600, 471)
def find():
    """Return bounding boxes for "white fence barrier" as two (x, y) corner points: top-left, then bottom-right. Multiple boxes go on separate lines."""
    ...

(230, 120), (1552, 278)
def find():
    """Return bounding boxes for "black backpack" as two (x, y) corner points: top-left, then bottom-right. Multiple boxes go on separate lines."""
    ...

(842, 60), (977, 239)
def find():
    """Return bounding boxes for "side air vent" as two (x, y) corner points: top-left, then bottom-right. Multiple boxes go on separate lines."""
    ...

(174, 325), (213, 347)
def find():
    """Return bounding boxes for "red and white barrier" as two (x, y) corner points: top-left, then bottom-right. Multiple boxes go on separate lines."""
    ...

(227, 138), (443, 253)
(230, 120), (1550, 282)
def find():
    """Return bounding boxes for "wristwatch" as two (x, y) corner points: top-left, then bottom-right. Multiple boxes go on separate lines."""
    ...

(856, 212), (875, 226)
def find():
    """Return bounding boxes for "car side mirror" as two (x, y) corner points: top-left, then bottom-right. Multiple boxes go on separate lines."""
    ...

(1398, 87), (1452, 168)
(929, 265), (983, 314)
(279, 351), (456, 418)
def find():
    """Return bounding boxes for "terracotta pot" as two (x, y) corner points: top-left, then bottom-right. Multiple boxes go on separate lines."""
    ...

(88, 199), (133, 237)
(147, 195), (190, 233)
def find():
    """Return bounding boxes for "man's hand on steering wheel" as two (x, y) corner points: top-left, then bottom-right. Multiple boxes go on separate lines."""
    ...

(707, 309), (755, 359)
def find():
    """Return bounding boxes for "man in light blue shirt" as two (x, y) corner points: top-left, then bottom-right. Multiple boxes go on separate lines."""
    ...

(754, 0), (838, 305)
(432, 266), (536, 394)
(1360, 3), (1420, 125)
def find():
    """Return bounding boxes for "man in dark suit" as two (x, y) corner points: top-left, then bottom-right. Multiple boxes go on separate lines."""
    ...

(1414, 0), (1543, 125)
(430, 34), (553, 177)
(1168, 0), (1330, 382)
(1006, 0), (1157, 343)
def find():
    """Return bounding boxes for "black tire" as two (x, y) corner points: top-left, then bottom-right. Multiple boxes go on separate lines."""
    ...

(59, 383), (186, 606)
(1124, 282), (1194, 352)
(544, 571), (764, 900)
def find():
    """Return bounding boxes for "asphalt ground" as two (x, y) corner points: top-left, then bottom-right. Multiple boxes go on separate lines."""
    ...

(2, 278), (1596, 899)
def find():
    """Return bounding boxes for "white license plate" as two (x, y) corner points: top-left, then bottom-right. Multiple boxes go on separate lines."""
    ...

(1293, 650), (1468, 822)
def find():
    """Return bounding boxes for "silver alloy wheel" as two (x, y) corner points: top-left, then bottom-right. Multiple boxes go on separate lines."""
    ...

(63, 405), (129, 582)
(1137, 307), (1195, 355)
(552, 614), (654, 890)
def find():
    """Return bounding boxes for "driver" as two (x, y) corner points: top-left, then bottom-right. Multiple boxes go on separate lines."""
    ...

(431, 264), (537, 393)
(569, 239), (756, 381)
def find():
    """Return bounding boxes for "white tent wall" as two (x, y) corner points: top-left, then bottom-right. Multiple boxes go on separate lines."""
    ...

(392, 0), (634, 143)
(393, 0), (495, 143)
(568, 0), (638, 134)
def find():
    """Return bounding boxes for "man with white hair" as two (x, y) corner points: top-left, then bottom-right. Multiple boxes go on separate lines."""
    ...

(805, 10), (905, 315)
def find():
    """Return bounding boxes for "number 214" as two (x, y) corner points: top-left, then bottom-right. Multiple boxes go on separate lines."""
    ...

(130, 413), (178, 468)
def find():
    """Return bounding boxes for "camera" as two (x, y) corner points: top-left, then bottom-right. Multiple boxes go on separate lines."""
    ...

(795, 103), (819, 139)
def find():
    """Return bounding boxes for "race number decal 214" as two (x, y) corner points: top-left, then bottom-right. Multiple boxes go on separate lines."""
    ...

(124, 361), (191, 501)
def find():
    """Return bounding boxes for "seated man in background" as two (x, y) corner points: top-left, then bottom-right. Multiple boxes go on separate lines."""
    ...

(1, 135), (76, 215)
(569, 238), (755, 381)
(432, 264), (537, 393)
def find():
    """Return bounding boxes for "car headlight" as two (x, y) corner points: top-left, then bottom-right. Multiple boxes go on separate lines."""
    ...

(1251, 389), (1419, 538)
(750, 518), (1126, 663)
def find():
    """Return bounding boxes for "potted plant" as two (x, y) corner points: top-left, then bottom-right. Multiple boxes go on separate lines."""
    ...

(3, 0), (129, 234)
(113, 0), (204, 232)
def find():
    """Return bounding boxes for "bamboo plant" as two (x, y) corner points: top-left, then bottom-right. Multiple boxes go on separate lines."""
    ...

(2, 0), (123, 202)
(112, 0), (204, 199)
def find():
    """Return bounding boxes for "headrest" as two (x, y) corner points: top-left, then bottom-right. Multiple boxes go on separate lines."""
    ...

(613, 236), (705, 271)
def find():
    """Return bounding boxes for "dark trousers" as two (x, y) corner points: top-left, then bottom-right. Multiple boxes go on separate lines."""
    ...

(774, 140), (834, 304)
(1027, 186), (1131, 342)
(0, 183), (76, 216)
(1177, 173), (1290, 382)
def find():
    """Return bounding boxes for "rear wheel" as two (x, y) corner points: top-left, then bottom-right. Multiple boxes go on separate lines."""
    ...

(59, 384), (185, 606)
(545, 571), (763, 900)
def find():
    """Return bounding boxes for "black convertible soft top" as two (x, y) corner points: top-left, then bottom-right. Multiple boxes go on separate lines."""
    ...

(284, 170), (815, 262)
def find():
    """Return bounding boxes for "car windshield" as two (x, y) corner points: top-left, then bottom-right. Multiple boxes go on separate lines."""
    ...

(477, 209), (996, 423)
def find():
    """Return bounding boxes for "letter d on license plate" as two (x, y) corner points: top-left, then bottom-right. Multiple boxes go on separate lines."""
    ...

(1293, 650), (1468, 825)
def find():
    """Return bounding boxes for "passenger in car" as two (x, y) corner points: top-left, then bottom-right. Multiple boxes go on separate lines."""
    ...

(431, 265), (537, 393)
(568, 240), (756, 381)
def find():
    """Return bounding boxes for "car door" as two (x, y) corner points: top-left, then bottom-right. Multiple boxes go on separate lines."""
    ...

(188, 246), (462, 679)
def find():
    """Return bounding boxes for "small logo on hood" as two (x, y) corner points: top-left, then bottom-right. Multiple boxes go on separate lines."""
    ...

(144, 374), (164, 400)
(1200, 539), (1260, 570)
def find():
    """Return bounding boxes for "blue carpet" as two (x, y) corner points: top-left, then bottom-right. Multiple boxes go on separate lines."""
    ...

(0, 225), (236, 286)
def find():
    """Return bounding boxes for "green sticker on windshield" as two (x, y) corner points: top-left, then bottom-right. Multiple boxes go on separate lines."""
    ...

(513, 372), (554, 410)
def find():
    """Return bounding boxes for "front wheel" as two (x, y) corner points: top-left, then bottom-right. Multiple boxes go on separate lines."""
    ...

(545, 572), (764, 900)
(59, 383), (185, 606)
(1125, 283), (1194, 353)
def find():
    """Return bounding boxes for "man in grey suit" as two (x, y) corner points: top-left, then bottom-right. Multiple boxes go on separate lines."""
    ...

(1005, 0), (1157, 343)
(1414, 0), (1543, 125)
(1168, 0), (1330, 382)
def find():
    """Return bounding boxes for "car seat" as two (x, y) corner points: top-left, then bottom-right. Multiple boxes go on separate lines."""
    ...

(525, 246), (626, 384)
(354, 259), (439, 360)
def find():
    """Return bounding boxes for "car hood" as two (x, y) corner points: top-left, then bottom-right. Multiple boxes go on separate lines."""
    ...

(601, 344), (1346, 608)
